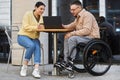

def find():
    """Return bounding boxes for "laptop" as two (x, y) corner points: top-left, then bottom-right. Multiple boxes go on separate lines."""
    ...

(43, 16), (63, 29)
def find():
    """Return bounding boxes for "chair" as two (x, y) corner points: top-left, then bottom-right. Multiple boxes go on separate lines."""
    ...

(4, 26), (25, 72)
(5, 26), (45, 72)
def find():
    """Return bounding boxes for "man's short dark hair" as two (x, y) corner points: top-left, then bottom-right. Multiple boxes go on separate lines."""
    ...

(70, 0), (82, 6)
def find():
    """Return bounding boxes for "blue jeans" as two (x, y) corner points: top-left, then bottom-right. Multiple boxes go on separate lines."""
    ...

(17, 35), (41, 64)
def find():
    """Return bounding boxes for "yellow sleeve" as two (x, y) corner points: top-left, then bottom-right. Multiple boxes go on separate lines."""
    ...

(22, 12), (38, 32)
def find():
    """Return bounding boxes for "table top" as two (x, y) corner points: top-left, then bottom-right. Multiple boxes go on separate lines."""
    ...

(37, 28), (73, 33)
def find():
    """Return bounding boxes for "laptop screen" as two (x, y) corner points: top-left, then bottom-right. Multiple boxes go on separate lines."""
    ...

(43, 16), (63, 29)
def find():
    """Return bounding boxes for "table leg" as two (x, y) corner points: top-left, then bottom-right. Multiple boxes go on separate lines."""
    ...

(44, 33), (59, 75)
(52, 33), (59, 75)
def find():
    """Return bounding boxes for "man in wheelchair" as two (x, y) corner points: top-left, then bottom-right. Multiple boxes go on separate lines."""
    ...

(54, 0), (100, 72)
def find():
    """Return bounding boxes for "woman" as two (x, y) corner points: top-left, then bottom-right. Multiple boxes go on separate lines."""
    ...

(17, 1), (45, 78)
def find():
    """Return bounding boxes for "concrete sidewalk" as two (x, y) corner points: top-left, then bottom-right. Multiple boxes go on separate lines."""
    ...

(0, 63), (120, 80)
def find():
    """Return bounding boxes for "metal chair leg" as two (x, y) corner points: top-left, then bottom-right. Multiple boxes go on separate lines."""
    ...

(31, 55), (34, 70)
(41, 45), (45, 72)
(6, 47), (12, 72)
(20, 48), (25, 71)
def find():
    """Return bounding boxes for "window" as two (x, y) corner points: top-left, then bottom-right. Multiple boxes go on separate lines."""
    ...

(83, 0), (99, 19)
(106, 0), (120, 31)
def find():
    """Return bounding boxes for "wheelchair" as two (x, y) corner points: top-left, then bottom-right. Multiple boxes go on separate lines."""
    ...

(71, 38), (112, 76)
(55, 38), (112, 77)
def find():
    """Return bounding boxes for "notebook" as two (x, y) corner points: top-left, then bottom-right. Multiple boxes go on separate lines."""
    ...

(43, 16), (63, 29)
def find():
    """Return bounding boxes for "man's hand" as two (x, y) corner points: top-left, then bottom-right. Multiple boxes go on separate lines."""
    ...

(64, 32), (71, 39)
(62, 24), (67, 29)
(64, 31), (75, 39)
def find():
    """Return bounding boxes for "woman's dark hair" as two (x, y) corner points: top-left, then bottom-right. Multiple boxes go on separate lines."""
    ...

(70, 0), (82, 6)
(35, 1), (46, 8)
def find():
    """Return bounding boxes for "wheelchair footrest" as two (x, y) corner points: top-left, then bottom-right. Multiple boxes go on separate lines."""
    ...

(68, 71), (75, 78)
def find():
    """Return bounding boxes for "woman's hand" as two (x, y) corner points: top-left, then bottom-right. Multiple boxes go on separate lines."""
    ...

(38, 24), (45, 29)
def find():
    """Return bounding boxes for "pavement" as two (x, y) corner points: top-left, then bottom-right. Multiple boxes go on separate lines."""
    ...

(1, 63), (120, 80)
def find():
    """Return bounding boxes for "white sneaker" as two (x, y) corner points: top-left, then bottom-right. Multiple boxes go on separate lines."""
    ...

(20, 66), (27, 77)
(32, 69), (41, 78)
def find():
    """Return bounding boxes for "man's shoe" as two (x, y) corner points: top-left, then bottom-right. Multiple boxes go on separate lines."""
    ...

(54, 62), (62, 68)
(20, 66), (27, 77)
(62, 61), (73, 71)
(68, 60), (74, 66)
(32, 69), (41, 78)
(54, 61), (73, 71)
(60, 61), (68, 68)
(66, 66), (73, 71)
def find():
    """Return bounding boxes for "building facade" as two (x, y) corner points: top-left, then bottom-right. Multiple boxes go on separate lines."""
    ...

(0, 0), (11, 25)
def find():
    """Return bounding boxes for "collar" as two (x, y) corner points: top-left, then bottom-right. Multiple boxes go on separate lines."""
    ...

(77, 9), (86, 18)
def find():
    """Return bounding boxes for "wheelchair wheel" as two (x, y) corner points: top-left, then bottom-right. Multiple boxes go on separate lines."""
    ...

(83, 39), (112, 76)
(70, 46), (86, 73)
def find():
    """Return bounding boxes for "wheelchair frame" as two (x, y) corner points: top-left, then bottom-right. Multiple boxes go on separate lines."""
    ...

(73, 39), (112, 76)
(56, 38), (112, 77)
